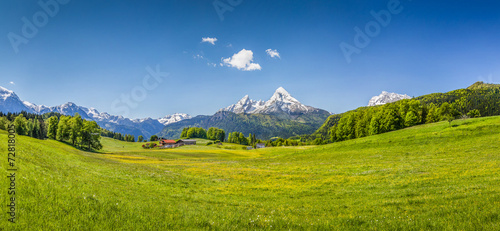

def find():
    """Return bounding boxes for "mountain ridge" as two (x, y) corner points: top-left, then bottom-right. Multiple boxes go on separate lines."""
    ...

(0, 86), (191, 139)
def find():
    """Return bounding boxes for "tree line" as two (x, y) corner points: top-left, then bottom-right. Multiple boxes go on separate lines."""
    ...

(0, 111), (139, 150)
(101, 129), (136, 142)
(308, 82), (500, 143)
(179, 127), (225, 142)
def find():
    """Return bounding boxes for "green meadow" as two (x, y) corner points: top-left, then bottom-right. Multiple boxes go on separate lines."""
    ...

(1, 116), (499, 230)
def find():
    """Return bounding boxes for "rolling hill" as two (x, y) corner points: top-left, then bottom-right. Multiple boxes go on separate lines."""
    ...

(314, 81), (500, 140)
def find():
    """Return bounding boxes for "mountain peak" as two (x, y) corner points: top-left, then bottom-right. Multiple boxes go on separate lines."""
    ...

(268, 87), (300, 105)
(62, 102), (75, 107)
(238, 95), (250, 103)
(274, 87), (289, 95)
(0, 86), (16, 101)
(0, 86), (13, 93)
(220, 87), (321, 115)
(368, 91), (411, 106)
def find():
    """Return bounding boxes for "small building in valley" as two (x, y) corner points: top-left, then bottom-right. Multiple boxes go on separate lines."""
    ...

(256, 143), (266, 149)
(159, 139), (177, 146)
(159, 139), (197, 148)
(179, 139), (197, 145)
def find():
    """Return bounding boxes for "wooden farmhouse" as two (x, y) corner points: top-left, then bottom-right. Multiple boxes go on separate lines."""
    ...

(159, 139), (197, 148)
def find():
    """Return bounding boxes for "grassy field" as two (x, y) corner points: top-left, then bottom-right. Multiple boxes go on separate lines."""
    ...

(1, 116), (499, 230)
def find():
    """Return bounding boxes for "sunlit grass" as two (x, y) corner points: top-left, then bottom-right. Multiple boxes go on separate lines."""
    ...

(1, 116), (499, 230)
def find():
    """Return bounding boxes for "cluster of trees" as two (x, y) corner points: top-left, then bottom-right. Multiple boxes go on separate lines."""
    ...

(0, 112), (103, 151)
(150, 135), (159, 141)
(47, 113), (103, 150)
(417, 82), (500, 117)
(264, 137), (303, 147)
(101, 129), (135, 142)
(207, 127), (225, 142)
(328, 99), (480, 142)
(0, 112), (49, 139)
(227, 132), (259, 146)
(180, 127), (207, 139)
(309, 82), (500, 144)
(14, 114), (47, 139)
(329, 99), (477, 143)
(180, 127), (226, 142)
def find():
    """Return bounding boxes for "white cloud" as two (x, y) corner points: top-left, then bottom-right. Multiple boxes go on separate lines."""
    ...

(201, 37), (217, 45)
(266, 49), (280, 59)
(193, 54), (204, 59)
(222, 49), (261, 71)
(9, 81), (15, 85)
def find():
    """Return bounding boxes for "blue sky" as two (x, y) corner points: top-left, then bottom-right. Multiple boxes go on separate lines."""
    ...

(1, 0), (499, 119)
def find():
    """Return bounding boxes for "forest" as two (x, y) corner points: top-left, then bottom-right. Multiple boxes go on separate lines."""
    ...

(314, 81), (500, 142)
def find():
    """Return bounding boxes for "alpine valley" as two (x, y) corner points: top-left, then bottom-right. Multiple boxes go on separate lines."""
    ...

(1, 86), (332, 140)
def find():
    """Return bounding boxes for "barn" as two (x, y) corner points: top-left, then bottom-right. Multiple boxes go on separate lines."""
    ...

(178, 139), (197, 145)
(159, 139), (176, 146)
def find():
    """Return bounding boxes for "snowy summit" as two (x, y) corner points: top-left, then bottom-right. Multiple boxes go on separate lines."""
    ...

(368, 91), (411, 106)
(220, 87), (317, 115)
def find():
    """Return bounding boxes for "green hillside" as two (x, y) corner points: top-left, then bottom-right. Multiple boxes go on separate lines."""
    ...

(1, 116), (499, 230)
(313, 81), (500, 141)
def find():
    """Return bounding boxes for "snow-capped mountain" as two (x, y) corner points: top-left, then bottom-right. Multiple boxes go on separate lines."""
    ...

(1, 86), (34, 113)
(220, 87), (321, 115)
(157, 113), (192, 125)
(220, 95), (265, 114)
(160, 87), (331, 139)
(0, 86), (190, 138)
(368, 91), (411, 106)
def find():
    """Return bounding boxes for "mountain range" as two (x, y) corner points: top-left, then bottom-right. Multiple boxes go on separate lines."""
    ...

(0, 86), (190, 139)
(2, 85), (413, 140)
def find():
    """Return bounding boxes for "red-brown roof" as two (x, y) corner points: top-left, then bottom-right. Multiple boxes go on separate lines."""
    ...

(160, 139), (176, 144)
